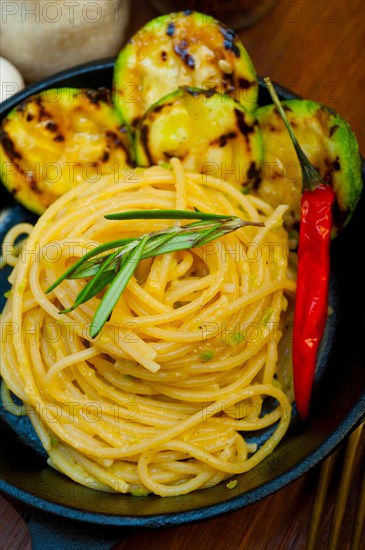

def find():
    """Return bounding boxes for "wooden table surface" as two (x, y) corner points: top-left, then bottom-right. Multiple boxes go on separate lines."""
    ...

(1, 1), (364, 549)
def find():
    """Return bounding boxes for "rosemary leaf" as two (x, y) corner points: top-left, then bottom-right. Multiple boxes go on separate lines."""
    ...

(60, 262), (117, 314)
(90, 236), (148, 338)
(68, 230), (183, 280)
(105, 209), (233, 221)
(47, 238), (135, 292)
(61, 270), (115, 314)
(71, 255), (112, 279)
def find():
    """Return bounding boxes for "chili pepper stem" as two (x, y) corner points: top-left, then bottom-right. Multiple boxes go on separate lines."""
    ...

(263, 78), (324, 192)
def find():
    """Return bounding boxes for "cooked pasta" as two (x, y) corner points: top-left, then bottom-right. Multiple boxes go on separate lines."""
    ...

(1, 160), (296, 496)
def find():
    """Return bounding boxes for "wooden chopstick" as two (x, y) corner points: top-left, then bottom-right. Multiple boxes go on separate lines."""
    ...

(306, 421), (364, 550)
(350, 453), (365, 550)
(329, 422), (364, 550)
(306, 449), (339, 550)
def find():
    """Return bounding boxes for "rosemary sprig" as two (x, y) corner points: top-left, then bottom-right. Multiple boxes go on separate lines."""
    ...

(47, 209), (264, 338)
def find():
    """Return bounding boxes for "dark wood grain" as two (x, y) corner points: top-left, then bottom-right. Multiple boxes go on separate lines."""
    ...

(241, 0), (365, 152)
(1, 1), (364, 548)
(0, 496), (31, 550)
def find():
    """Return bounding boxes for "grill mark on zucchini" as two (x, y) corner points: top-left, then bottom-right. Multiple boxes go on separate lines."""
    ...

(105, 129), (132, 165)
(46, 121), (58, 132)
(238, 78), (254, 90)
(252, 175), (262, 191)
(33, 96), (53, 123)
(16, 103), (26, 113)
(174, 40), (195, 69)
(166, 22), (175, 36)
(140, 124), (153, 165)
(153, 102), (173, 114)
(329, 125), (339, 137)
(29, 177), (42, 193)
(210, 131), (237, 147)
(247, 162), (260, 183)
(235, 108), (255, 150)
(105, 130), (126, 150)
(0, 129), (22, 162)
(85, 88), (111, 105)
(220, 26), (240, 57)
(222, 73), (235, 94)
(332, 159), (341, 171)
(323, 157), (341, 181)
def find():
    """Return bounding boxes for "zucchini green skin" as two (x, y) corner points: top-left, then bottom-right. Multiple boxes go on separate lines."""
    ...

(113, 11), (258, 132)
(0, 88), (131, 214)
(256, 99), (362, 231)
(135, 86), (263, 188)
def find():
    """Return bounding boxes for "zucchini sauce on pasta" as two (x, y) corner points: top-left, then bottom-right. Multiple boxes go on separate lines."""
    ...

(1, 160), (296, 497)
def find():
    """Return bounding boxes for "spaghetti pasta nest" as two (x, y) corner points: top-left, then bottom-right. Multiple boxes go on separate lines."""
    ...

(1, 160), (296, 496)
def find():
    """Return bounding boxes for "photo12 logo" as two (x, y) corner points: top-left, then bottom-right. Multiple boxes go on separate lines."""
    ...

(1, 1), (124, 24)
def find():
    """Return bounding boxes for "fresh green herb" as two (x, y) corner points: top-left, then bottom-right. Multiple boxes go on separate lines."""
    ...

(0, 238), (25, 270)
(47, 209), (264, 338)
(199, 350), (215, 362)
(227, 331), (246, 347)
(261, 307), (273, 325)
(226, 479), (238, 489)
(130, 485), (149, 497)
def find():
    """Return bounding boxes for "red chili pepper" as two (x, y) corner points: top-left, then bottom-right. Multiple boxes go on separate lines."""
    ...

(293, 185), (335, 418)
(264, 78), (336, 419)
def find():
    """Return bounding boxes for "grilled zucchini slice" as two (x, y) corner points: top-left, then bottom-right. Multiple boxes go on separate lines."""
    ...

(113, 11), (258, 131)
(0, 88), (131, 214)
(135, 86), (263, 188)
(256, 99), (362, 230)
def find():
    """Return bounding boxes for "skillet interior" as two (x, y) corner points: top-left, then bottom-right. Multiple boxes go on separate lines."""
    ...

(0, 60), (364, 529)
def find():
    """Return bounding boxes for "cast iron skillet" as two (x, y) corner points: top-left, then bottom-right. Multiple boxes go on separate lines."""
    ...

(0, 59), (364, 548)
